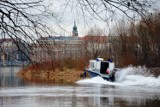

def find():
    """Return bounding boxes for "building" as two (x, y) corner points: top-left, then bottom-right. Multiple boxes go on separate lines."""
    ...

(30, 36), (84, 62)
(64, 37), (84, 59)
(0, 38), (30, 66)
(72, 21), (78, 37)
(81, 35), (108, 57)
(30, 21), (118, 62)
(30, 21), (85, 62)
(31, 36), (65, 62)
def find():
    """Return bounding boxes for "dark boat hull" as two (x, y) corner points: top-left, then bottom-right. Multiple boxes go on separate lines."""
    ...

(84, 69), (112, 81)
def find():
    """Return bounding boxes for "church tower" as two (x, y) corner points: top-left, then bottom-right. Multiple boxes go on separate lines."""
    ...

(72, 20), (78, 37)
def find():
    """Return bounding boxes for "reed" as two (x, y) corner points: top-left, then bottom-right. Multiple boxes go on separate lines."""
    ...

(18, 57), (89, 84)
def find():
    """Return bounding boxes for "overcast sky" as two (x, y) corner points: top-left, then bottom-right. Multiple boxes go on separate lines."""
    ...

(44, 0), (160, 37)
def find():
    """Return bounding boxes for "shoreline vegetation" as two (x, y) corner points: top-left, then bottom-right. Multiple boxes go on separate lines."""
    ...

(17, 66), (160, 84)
(17, 68), (84, 84)
(17, 58), (88, 84)
(17, 58), (160, 84)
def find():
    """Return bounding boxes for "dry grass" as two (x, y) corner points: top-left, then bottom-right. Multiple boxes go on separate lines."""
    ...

(17, 68), (84, 84)
(17, 57), (89, 84)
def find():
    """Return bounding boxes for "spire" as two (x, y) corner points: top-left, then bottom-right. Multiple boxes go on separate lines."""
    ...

(74, 20), (76, 27)
(72, 20), (78, 37)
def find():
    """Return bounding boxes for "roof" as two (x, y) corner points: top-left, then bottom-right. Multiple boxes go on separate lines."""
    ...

(38, 36), (80, 41)
(80, 35), (108, 43)
(0, 38), (26, 44)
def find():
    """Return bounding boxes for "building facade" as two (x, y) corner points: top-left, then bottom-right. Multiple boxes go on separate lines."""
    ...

(81, 35), (108, 58)
(30, 36), (84, 62)
(30, 21), (116, 62)
(0, 38), (30, 66)
(30, 21), (85, 62)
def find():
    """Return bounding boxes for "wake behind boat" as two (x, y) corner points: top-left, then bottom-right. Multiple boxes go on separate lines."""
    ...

(83, 58), (117, 81)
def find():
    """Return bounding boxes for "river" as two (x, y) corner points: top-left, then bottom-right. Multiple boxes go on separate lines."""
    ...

(0, 66), (160, 107)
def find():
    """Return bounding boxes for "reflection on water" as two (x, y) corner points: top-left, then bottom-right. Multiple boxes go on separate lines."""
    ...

(0, 67), (160, 107)
(0, 67), (25, 87)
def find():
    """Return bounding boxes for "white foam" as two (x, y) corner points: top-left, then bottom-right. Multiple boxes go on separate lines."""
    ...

(76, 76), (113, 85)
(76, 66), (160, 88)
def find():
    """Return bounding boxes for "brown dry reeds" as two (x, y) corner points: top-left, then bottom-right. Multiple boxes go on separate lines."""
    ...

(18, 57), (89, 84)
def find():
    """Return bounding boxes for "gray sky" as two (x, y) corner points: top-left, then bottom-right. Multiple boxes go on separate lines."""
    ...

(45, 0), (160, 37)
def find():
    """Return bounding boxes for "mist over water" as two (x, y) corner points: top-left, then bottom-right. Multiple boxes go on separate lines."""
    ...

(77, 66), (160, 88)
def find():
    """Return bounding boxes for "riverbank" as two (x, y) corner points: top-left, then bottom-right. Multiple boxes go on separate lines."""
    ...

(17, 68), (85, 84)
(17, 58), (88, 84)
(17, 62), (160, 84)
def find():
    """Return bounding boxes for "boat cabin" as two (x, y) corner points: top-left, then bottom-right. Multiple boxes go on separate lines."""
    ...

(88, 58), (115, 74)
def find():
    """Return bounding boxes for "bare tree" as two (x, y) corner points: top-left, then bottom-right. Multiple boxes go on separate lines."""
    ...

(83, 27), (107, 59)
(134, 11), (160, 67)
(62, 0), (156, 23)
(0, 0), (158, 64)
(0, 0), (57, 63)
(109, 11), (160, 67)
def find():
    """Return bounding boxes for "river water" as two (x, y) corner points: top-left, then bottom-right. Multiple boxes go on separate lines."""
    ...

(0, 66), (160, 107)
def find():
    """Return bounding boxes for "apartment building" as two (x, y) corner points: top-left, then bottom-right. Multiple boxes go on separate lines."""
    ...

(0, 38), (29, 66)
(31, 36), (84, 62)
